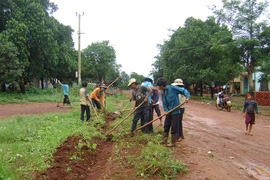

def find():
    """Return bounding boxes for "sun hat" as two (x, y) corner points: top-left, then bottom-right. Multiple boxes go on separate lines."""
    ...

(100, 84), (107, 89)
(171, 78), (184, 86)
(143, 77), (153, 83)
(128, 78), (136, 86)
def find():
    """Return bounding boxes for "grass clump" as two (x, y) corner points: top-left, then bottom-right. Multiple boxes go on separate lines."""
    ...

(135, 144), (187, 179)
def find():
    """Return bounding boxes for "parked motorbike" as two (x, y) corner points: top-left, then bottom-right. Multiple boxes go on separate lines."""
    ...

(215, 91), (232, 112)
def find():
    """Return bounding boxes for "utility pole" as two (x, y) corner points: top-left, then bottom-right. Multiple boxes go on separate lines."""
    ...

(76, 12), (84, 85)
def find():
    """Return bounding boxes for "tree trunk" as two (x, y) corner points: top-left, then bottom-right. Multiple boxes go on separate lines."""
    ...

(194, 84), (198, 96)
(248, 57), (255, 91)
(41, 78), (44, 89)
(19, 78), (26, 94)
(200, 83), (203, 97)
(2, 83), (6, 92)
(210, 86), (214, 99)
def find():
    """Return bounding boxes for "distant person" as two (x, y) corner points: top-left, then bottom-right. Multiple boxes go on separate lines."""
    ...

(172, 78), (187, 141)
(80, 81), (92, 122)
(128, 78), (152, 134)
(243, 93), (258, 136)
(58, 80), (72, 108)
(156, 77), (190, 147)
(90, 84), (107, 114)
(151, 89), (163, 126)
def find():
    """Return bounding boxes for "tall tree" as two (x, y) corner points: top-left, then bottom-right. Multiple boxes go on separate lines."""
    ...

(155, 16), (242, 96)
(82, 41), (117, 83)
(211, 0), (270, 90)
(0, 34), (23, 91)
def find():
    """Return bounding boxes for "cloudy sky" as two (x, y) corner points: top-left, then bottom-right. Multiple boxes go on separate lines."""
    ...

(50, 0), (222, 77)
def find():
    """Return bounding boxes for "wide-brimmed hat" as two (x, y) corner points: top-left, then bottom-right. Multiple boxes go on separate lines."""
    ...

(143, 77), (153, 83)
(171, 78), (184, 86)
(128, 78), (136, 86)
(100, 84), (107, 89)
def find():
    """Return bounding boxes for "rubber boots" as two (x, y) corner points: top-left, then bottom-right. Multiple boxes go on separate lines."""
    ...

(167, 134), (177, 147)
(160, 132), (168, 144)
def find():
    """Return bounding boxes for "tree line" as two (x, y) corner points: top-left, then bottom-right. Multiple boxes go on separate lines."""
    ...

(1, 0), (270, 95)
(151, 0), (270, 96)
(0, 0), (127, 93)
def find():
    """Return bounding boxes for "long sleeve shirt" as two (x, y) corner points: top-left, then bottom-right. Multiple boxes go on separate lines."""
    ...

(243, 100), (258, 114)
(161, 85), (190, 115)
(90, 87), (105, 106)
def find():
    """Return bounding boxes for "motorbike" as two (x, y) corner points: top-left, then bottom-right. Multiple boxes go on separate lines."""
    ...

(215, 91), (232, 112)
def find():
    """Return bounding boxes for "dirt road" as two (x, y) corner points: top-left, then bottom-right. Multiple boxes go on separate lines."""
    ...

(178, 100), (270, 180)
(1, 97), (270, 179)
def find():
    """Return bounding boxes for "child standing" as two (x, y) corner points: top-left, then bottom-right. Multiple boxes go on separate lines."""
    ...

(80, 81), (92, 122)
(243, 93), (258, 136)
(58, 80), (72, 107)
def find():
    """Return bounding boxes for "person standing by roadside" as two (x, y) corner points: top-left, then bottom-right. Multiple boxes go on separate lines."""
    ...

(172, 78), (187, 141)
(243, 93), (258, 136)
(156, 77), (190, 147)
(90, 84), (107, 114)
(80, 81), (92, 122)
(128, 78), (152, 134)
(58, 80), (72, 108)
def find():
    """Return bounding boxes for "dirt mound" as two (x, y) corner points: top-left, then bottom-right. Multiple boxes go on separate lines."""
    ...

(35, 136), (114, 180)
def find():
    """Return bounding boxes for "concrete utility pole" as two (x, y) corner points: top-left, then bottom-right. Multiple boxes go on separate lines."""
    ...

(76, 12), (84, 85)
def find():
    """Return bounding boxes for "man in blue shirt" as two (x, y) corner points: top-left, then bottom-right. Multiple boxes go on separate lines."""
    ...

(142, 77), (154, 133)
(156, 77), (190, 147)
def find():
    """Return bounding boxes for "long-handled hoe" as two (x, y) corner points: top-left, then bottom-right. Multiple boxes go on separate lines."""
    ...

(107, 76), (121, 89)
(91, 103), (101, 122)
(101, 104), (116, 120)
(114, 100), (132, 116)
(105, 101), (145, 138)
(133, 102), (186, 134)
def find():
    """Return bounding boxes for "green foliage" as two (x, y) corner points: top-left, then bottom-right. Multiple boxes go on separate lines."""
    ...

(0, 34), (23, 84)
(135, 144), (187, 179)
(211, 0), (270, 90)
(155, 16), (240, 87)
(130, 72), (145, 84)
(0, 110), (103, 179)
(81, 41), (118, 83)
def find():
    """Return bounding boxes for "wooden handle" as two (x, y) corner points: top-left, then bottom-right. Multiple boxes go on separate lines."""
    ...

(105, 101), (145, 136)
(107, 76), (121, 89)
(134, 102), (186, 132)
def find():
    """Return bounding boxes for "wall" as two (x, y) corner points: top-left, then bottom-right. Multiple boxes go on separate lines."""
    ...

(255, 91), (270, 106)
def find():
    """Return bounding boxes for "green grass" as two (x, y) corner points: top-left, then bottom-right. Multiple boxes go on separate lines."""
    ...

(0, 110), (103, 179)
(6, 88), (269, 179)
(0, 85), (85, 104)
(0, 89), (135, 180)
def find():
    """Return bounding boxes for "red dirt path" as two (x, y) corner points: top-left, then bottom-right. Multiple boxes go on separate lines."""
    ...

(0, 102), (71, 119)
(1, 92), (270, 179)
